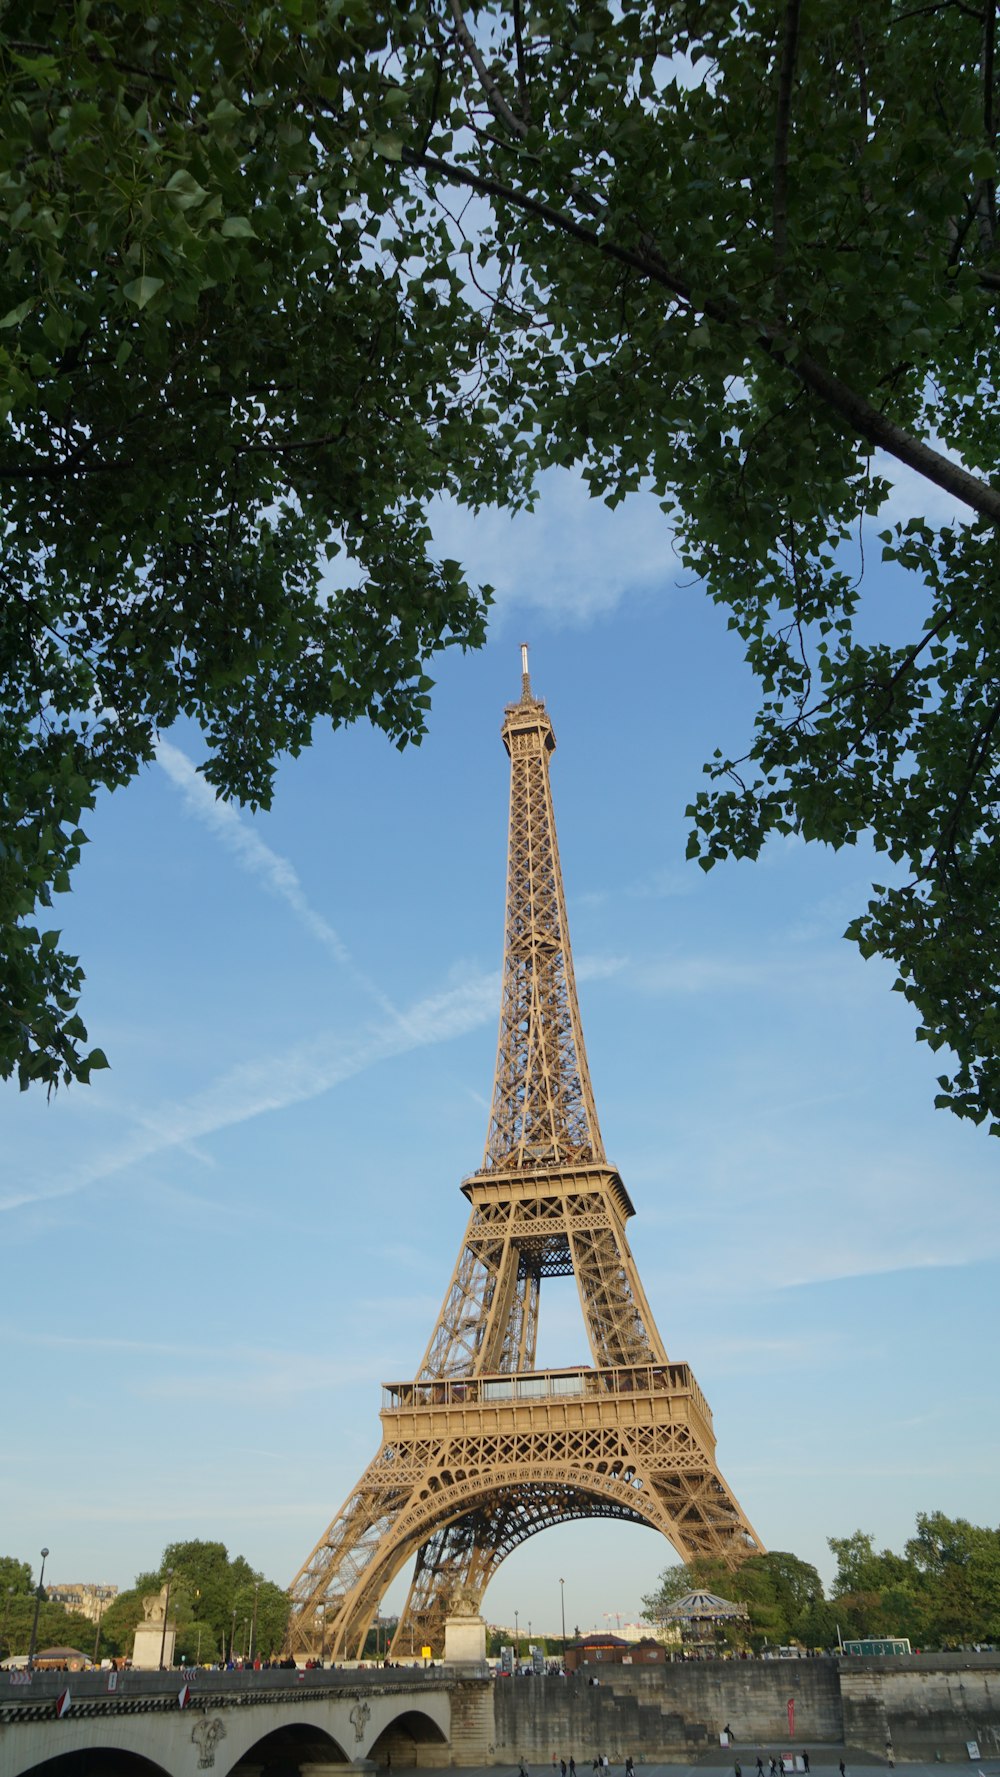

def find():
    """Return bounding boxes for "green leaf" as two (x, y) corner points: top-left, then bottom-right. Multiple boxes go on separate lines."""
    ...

(164, 169), (211, 209)
(122, 276), (165, 309)
(0, 298), (35, 329)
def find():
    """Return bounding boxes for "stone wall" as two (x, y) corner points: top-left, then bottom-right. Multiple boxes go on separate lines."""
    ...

(840, 1656), (1000, 1761)
(492, 1662), (843, 1762)
(450, 1677), (498, 1766)
(489, 1657), (1000, 1765)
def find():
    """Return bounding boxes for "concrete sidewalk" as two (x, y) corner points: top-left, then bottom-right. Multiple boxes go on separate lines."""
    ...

(442, 1763), (1000, 1777)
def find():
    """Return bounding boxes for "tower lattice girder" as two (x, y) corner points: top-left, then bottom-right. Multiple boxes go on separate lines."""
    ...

(286, 653), (763, 1661)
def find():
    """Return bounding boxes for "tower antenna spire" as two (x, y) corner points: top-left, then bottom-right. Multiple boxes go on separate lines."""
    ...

(520, 641), (531, 701)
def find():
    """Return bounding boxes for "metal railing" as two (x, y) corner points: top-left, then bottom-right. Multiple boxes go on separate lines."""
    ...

(382, 1362), (709, 1420)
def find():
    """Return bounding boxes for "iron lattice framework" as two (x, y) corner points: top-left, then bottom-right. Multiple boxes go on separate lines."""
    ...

(286, 651), (763, 1660)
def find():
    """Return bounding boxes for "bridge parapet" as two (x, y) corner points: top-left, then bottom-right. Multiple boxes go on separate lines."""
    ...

(0, 1667), (468, 1777)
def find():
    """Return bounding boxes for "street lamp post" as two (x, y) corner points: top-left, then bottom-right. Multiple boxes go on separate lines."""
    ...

(230, 1606), (237, 1665)
(514, 1610), (519, 1662)
(560, 1578), (567, 1665)
(27, 1547), (49, 1672)
(317, 1604), (326, 1668)
(159, 1568), (174, 1671)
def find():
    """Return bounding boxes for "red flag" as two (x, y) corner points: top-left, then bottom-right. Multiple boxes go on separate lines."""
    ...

(56, 1689), (72, 1719)
(178, 1683), (191, 1709)
(787, 1699), (795, 1736)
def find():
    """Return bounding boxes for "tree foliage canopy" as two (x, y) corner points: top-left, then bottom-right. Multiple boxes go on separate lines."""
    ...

(643, 1550), (827, 1650)
(5, 0), (1000, 1124)
(95, 1541), (289, 1662)
(644, 1513), (1000, 1650)
(0, 1556), (96, 1660)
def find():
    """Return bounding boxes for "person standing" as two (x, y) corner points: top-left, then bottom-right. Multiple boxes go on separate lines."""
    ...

(757, 1760), (764, 1776)
(803, 1755), (810, 1773)
(839, 1762), (846, 1777)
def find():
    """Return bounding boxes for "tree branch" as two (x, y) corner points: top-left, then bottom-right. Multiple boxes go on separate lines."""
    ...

(405, 145), (1000, 528)
(772, 0), (802, 302)
(511, 0), (531, 124)
(447, 0), (527, 141)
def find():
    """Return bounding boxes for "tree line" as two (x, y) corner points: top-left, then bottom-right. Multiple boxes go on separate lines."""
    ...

(0, 1541), (289, 1664)
(642, 1513), (1000, 1651)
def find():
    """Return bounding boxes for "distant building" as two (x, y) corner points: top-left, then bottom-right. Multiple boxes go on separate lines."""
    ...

(46, 1583), (118, 1625)
(564, 1632), (667, 1673)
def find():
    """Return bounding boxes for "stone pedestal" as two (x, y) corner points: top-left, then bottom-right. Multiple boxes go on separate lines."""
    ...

(131, 1622), (176, 1669)
(444, 1612), (487, 1664)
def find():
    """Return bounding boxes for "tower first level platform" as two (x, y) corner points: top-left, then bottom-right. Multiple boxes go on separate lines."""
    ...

(285, 652), (762, 1660)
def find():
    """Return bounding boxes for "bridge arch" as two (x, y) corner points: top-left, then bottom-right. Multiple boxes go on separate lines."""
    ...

(368, 1704), (451, 1768)
(223, 1717), (348, 1776)
(11, 1751), (169, 1777)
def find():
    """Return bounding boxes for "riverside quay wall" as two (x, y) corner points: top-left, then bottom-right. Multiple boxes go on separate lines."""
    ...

(490, 1655), (1000, 1764)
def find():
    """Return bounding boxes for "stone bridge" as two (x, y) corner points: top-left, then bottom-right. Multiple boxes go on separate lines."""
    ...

(5, 1653), (1000, 1777)
(0, 1666), (493, 1777)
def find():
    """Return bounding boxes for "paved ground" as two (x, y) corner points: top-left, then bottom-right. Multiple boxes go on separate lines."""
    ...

(442, 1763), (1000, 1777)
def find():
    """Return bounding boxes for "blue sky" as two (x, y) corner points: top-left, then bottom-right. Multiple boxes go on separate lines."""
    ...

(3, 463), (999, 1642)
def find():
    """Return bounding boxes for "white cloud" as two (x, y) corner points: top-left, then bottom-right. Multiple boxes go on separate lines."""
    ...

(155, 737), (405, 1026)
(0, 970), (499, 1215)
(429, 469), (677, 624)
(575, 951), (629, 982)
(634, 953), (771, 994)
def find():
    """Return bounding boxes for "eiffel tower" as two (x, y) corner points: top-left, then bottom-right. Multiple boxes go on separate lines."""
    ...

(286, 649), (763, 1660)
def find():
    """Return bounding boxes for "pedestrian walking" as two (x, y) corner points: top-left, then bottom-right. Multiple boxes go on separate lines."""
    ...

(735, 1761), (743, 1777)
(839, 1762), (846, 1777)
(756, 1759), (764, 1775)
(562, 1760), (567, 1776)
(569, 1761), (576, 1777)
(803, 1755), (810, 1773)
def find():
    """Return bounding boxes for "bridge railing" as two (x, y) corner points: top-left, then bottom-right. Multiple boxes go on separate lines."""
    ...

(1, 1662), (466, 1717)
